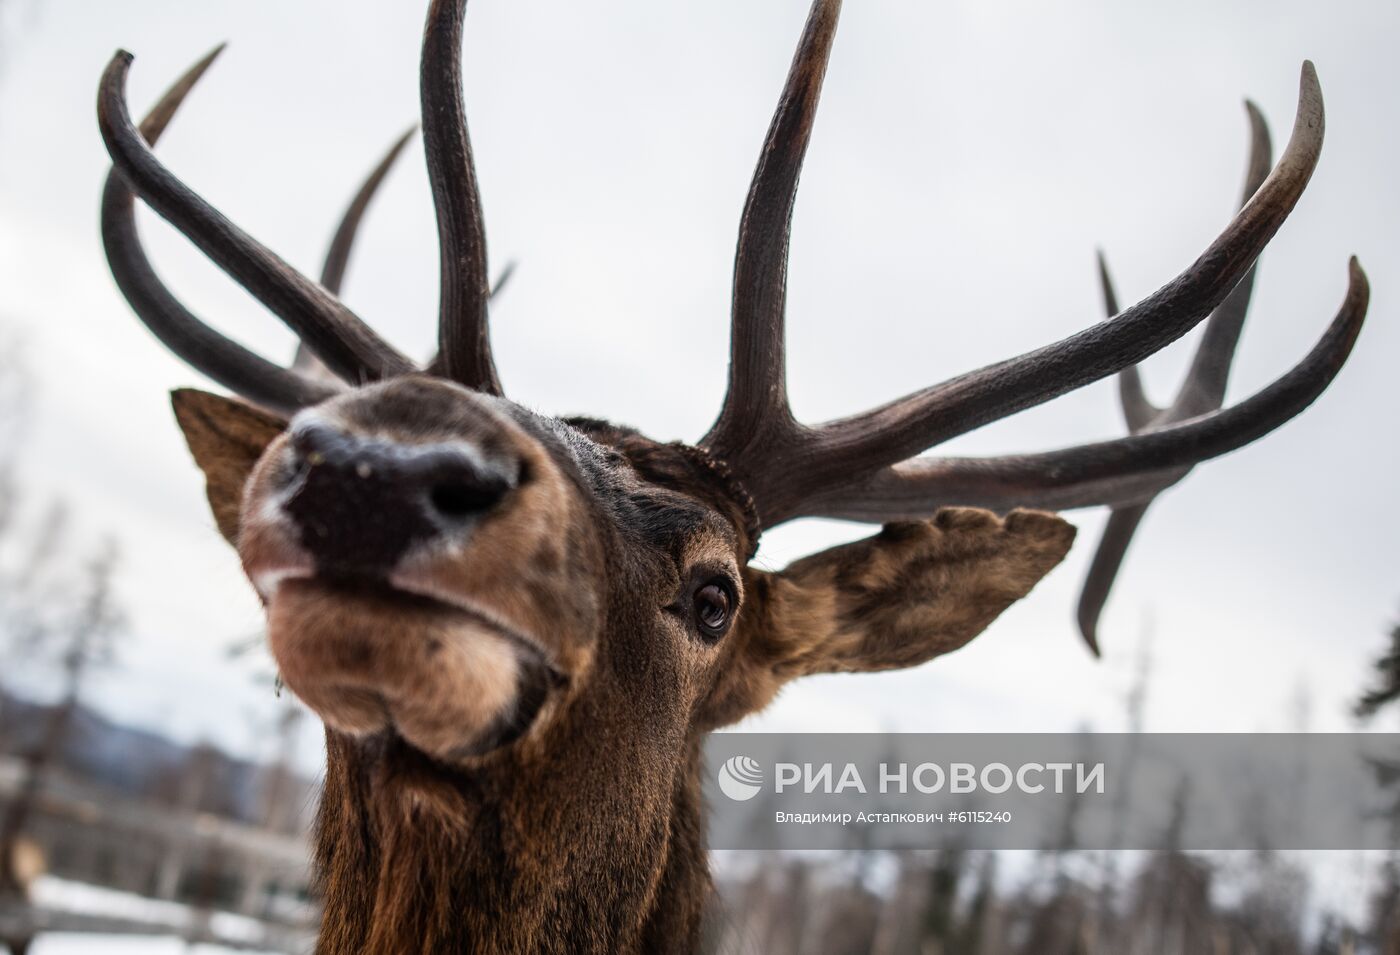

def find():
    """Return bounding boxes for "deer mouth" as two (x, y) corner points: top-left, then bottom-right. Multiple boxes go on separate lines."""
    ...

(263, 574), (559, 762)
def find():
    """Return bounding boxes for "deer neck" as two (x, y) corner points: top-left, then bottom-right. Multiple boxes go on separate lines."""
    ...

(311, 727), (713, 954)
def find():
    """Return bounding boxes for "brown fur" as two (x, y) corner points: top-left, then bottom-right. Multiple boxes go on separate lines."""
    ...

(171, 388), (286, 544)
(698, 508), (1075, 729)
(171, 385), (1075, 953)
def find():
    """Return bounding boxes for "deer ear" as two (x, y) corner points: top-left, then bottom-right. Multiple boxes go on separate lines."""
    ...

(700, 508), (1075, 727)
(170, 389), (287, 545)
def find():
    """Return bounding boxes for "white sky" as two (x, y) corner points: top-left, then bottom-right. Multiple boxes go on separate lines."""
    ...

(0, 0), (1397, 771)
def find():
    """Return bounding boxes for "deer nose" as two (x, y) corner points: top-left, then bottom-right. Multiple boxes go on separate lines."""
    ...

(282, 421), (520, 576)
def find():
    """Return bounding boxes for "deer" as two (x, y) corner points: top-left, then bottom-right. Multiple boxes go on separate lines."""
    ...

(95, 0), (1365, 951)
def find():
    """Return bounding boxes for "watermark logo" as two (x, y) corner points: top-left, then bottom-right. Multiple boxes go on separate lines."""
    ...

(717, 755), (764, 801)
(706, 734), (1400, 850)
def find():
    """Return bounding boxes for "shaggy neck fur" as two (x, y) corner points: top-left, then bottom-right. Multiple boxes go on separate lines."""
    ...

(311, 727), (712, 954)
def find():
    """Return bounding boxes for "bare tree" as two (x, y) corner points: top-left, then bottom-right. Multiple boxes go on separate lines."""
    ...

(0, 538), (124, 896)
(0, 501), (72, 747)
(0, 327), (33, 566)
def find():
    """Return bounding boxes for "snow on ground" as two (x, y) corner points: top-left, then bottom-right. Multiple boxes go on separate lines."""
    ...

(31, 877), (276, 943)
(22, 877), (302, 953)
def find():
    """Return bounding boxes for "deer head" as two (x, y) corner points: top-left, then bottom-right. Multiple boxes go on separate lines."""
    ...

(98, 0), (1365, 950)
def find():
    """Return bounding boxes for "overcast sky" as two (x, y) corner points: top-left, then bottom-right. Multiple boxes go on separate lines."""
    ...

(0, 0), (1396, 788)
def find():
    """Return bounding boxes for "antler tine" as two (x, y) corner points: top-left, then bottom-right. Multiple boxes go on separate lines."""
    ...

(702, 0), (843, 463)
(1075, 502), (1151, 656)
(1077, 102), (1274, 653)
(1178, 100), (1273, 412)
(1096, 251), (1160, 432)
(807, 257), (1366, 523)
(294, 128), (418, 378)
(98, 52), (416, 387)
(796, 64), (1324, 495)
(488, 260), (517, 301)
(101, 47), (338, 415)
(321, 128), (417, 299)
(422, 0), (501, 395)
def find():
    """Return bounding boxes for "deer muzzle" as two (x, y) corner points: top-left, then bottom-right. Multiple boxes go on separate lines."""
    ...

(236, 379), (598, 763)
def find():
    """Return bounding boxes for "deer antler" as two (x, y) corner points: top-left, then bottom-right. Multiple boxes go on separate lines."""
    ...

(100, 47), (340, 414)
(704, 0), (840, 454)
(421, 0), (501, 395)
(700, 0), (1365, 538)
(98, 53), (415, 390)
(98, 0), (508, 408)
(1073, 103), (1274, 655)
(99, 0), (1367, 651)
(295, 130), (514, 381)
(799, 267), (1363, 515)
(320, 130), (418, 302)
(293, 129), (418, 380)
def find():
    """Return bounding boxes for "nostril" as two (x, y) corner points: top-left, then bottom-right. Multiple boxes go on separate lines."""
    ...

(411, 446), (518, 523)
(429, 482), (506, 519)
(282, 417), (521, 565)
(291, 421), (338, 458)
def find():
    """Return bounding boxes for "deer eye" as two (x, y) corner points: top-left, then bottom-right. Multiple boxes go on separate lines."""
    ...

(693, 581), (734, 640)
